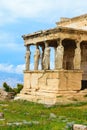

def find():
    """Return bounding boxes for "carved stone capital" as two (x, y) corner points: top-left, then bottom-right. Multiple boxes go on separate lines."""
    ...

(26, 45), (30, 51)
(44, 41), (49, 48)
(75, 39), (81, 48)
(73, 40), (81, 70)
(57, 38), (63, 46)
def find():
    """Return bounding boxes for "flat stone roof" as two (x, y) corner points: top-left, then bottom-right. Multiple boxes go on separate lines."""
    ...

(56, 13), (87, 25)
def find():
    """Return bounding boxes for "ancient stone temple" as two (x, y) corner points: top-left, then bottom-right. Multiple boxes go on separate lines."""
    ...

(18, 14), (87, 105)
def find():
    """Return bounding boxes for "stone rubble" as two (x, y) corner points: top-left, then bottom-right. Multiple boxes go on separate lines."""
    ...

(73, 124), (87, 130)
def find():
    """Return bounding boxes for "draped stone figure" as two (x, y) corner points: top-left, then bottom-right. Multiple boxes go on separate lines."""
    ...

(55, 41), (64, 69)
(41, 46), (44, 70)
(73, 41), (81, 69)
(55, 47), (57, 69)
(25, 46), (30, 70)
(34, 45), (40, 70)
(43, 42), (50, 70)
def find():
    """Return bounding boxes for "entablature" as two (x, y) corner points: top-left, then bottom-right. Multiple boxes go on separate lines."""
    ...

(22, 27), (87, 46)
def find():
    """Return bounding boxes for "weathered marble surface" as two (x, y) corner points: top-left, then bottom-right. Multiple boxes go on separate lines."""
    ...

(34, 46), (40, 70)
(55, 41), (64, 69)
(73, 41), (81, 69)
(18, 70), (82, 105)
(25, 47), (30, 70)
(43, 43), (50, 70)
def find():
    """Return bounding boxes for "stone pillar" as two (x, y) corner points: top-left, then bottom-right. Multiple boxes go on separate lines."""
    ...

(41, 46), (45, 70)
(54, 46), (57, 69)
(73, 40), (81, 69)
(34, 45), (40, 70)
(25, 46), (30, 71)
(55, 39), (64, 69)
(43, 41), (50, 70)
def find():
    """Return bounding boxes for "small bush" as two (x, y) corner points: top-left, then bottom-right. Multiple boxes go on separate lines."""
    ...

(3, 82), (13, 92)
(3, 82), (23, 95)
(13, 84), (23, 94)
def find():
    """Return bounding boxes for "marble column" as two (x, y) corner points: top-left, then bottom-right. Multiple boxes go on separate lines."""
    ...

(73, 40), (81, 69)
(43, 41), (50, 70)
(54, 46), (57, 69)
(41, 46), (45, 70)
(34, 45), (40, 70)
(55, 39), (64, 69)
(25, 46), (31, 71)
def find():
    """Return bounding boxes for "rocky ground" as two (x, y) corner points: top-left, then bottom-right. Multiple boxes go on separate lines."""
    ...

(56, 89), (87, 104)
(0, 89), (14, 100)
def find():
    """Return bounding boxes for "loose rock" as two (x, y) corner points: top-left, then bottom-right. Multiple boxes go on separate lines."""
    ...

(73, 124), (87, 130)
(49, 113), (57, 119)
(0, 112), (4, 119)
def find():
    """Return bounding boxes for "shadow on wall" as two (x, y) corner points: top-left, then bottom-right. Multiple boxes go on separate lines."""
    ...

(81, 80), (87, 90)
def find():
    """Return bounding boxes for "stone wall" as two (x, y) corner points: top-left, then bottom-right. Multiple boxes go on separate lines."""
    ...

(18, 70), (82, 105)
(57, 14), (87, 30)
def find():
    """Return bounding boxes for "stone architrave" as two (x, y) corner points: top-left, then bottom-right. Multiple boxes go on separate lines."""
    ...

(43, 42), (50, 70)
(55, 39), (64, 69)
(73, 41), (81, 69)
(34, 45), (40, 70)
(25, 46), (30, 70)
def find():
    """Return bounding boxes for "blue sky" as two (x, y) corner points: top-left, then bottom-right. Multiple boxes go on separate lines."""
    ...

(0, 0), (87, 74)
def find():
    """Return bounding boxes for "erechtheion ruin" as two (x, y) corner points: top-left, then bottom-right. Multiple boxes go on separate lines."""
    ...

(18, 14), (87, 104)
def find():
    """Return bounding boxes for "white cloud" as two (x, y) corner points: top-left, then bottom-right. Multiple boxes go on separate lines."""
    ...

(0, 0), (87, 25)
(0, 64), (25, 74)
(15, 64), (25, 74)
(0, 61), (55, 74)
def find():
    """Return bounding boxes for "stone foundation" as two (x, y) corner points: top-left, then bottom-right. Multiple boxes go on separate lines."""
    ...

(17, 70), (82, 105)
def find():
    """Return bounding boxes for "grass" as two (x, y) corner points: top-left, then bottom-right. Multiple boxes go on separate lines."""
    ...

(0, 100), (87, 130)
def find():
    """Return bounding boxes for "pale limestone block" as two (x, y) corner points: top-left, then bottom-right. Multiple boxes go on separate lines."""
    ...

(30, 73), (41, 90)
(59, 71), (82, 91)
(38, 73), (48, 86)
(73, 124), (87, 130)
(47, 72), (59, 79)
(58, 71), (68, 90)
(18, 70), (83, 105)
(67, 72), (82, 90)
(47, 78), (59, 86)
(24, 73), (31, 89)
(47, 79), (59, 91)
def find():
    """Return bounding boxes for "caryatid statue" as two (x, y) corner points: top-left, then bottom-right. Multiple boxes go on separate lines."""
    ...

(73, 40), (81, 69)
(25, 46), (31, 70)
(43, 42), (50, 70)
(34, 45), (40, 70)
(55, 39), (64, 69)
(41, 46), (45, 70)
